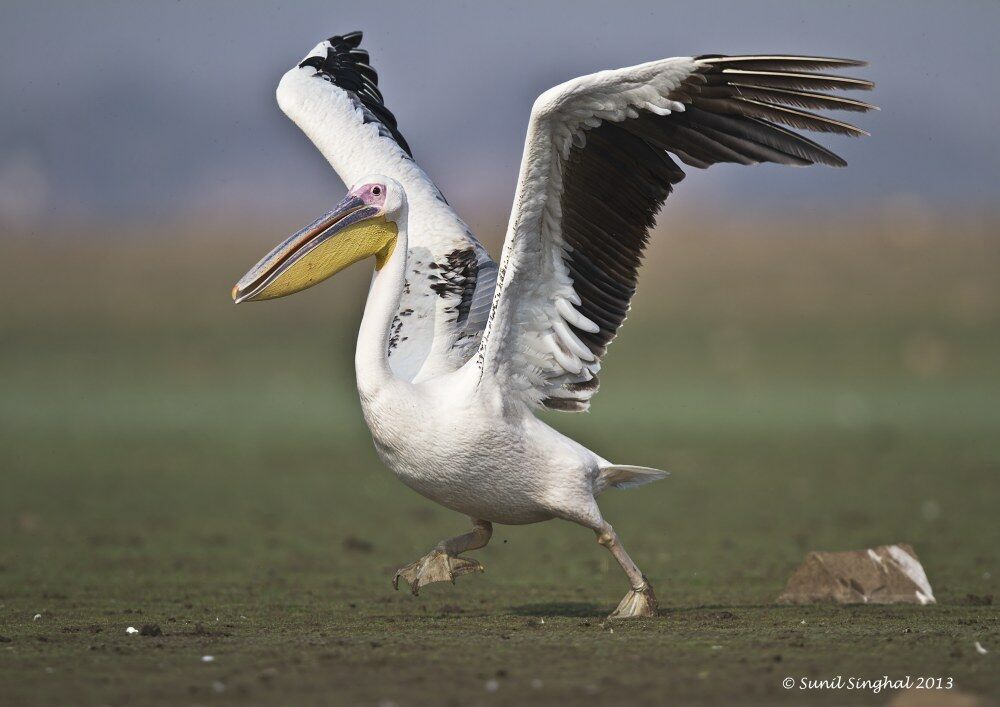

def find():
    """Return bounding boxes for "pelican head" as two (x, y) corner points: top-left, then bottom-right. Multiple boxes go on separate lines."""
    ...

(233, 176), (405, 303)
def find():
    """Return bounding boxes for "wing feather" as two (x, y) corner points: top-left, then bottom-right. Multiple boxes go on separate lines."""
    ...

(474, 54), (875, 411)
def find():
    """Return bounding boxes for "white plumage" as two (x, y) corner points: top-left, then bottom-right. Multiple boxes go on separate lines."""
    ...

(236, 32), (874, 617)
(276, 42), (497, 381)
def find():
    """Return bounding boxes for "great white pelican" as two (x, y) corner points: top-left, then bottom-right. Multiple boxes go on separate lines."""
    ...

(233, 31), (874, 618)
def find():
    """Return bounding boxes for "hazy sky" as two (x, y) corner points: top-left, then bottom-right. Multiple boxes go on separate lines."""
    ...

(2, 1), (998, 233)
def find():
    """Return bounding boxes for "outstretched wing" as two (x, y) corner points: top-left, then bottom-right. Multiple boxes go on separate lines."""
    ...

(277, 32), (497, 380)
(475, 55), (875, 411)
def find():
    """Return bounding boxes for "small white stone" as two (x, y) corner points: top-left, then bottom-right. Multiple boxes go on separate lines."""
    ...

(800, 620), (807, 625)
(974, 641), (988, 655)
(33, 614), (41, 621)
(711, 645), (722, 650)
(125, 626), (138, 635)
(539, 618), (545, 625)
(202, 655), (215, 663)
(484, 679), (499, 692)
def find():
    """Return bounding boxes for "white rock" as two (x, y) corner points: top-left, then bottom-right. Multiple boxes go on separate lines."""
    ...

(974, 641), (988, 655)
(202, 655), (215, 663)
(125, 626), (138, 635)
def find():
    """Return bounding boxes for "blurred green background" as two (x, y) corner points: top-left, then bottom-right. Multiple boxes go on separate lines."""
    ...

(2, 210), (997, 705)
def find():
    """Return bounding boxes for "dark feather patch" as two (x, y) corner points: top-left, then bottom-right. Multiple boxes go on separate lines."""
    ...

(541, 397), (588, 412)
(541, 118), (681, 412)
(299, 32), (412, 156)
(429, 248), (479, 326)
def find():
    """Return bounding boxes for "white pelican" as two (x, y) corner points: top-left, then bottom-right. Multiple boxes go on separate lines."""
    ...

(233, 32), (874, 618)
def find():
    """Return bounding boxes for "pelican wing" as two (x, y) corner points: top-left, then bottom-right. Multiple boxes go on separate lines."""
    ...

(475, 54), (874, 411)
(277, 32), (497, 380)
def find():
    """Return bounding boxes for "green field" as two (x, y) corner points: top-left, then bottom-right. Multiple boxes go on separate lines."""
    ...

(1, 214), (998, 705)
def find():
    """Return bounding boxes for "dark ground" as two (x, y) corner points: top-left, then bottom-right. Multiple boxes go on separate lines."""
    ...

(1, 214), (998, 705)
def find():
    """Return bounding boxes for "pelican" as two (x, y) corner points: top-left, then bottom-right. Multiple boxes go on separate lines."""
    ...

(233, 31), (874, 618)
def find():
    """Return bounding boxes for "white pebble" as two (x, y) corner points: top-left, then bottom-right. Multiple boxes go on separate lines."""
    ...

(202, 655), (215, 663)
(33, 614), (41, 621)
(974, 641), (988, 655)
(125, 626), (138, 635)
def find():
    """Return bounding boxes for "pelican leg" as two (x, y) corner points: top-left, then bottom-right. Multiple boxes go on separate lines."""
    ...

(392, 519), (492, 595)
(595, 521), (658, 619)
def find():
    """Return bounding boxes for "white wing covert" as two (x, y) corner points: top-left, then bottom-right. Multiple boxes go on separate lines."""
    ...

(476, 54), (875, 411)
(277, 32), (498, 381)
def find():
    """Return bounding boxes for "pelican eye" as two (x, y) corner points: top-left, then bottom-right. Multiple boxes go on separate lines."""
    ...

(372, 186), (382, 196)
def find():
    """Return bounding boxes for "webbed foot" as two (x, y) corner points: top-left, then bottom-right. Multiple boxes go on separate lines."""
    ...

(392, 549), (484, 595)
(608, 578), (658, 619)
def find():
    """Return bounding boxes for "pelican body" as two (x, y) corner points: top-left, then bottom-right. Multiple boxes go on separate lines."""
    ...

(234, 32), (874, 617)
